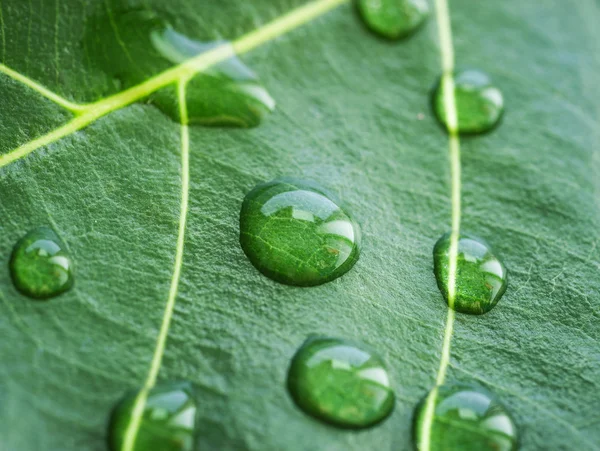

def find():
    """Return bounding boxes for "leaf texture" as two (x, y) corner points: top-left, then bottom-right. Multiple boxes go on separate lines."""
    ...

(0, 0), (599, 450)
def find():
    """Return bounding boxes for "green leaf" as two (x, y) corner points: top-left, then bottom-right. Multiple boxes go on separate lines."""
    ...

(0, 0), (599, 450)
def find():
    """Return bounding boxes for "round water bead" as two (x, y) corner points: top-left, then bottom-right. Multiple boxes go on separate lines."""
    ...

(108, 382), (197, 451)
(433, 69), (504, 134)
(85, 9), (274, 127)
(433, 232), (508, 315)
(357, 0), (430, 39)
(287, 336), (395, 428)
(413, 384), (518, 451)
(240, 178), (361, 286)
(10, 226), (74, 299)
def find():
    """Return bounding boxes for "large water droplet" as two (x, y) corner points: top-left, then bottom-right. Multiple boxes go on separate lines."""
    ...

(433, 232), (508, 315)
(413, 384), (519, 451)
(86, 10), (274, 126)
(10, 226), (74, 299)
(357, 0), (429, 39)
(239, 178), (361, 286)
(287, 336), (395, 428)
(433, 69), (504, 134)
(109, 382), (197, 451)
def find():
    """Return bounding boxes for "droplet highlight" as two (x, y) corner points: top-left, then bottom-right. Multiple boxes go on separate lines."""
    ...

(357, 0), (430, 39)
(10, 226), (74, 299)
(433, 232), (508, 315)
(109, 382), (197, 451)
(86, 10), (274, 126)
(414, 384), (518, 451)
(433, 69), (504, 134)
(287, 336), (395, 428)
(239, 178), (361, 286)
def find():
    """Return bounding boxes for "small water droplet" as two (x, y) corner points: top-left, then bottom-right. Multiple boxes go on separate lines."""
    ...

(239, 178), (361, 286)
(357, 0), (429, 39)
(433, 69), (504, 134)
(414, 384), (518, 451)
(86, 10), (274, 127)
(287, 336), (395, 428)
(433, 232), (508, 315)
(10, 226), (74, 299)
(109, 382), (197, 451)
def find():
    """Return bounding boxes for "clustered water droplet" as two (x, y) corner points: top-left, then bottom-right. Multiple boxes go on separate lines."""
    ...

(433, 69), (504, 134)
(109, 382), (197, 451)
(239, 178), (361, 286)
(86, 9), (274, 127)
(433, 232), (508, 315)
(4, 2), (520, 447)
(357, 0), (430, 39)
(414, 384), (519, 451)
(287, 336), (395, 428)
(9, 226), (74, 299)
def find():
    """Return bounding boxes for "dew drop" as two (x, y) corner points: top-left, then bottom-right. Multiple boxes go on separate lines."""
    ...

(357, 0), (429, 40)
(433, 69), (504, 134)
(9, 226), (74, 300)
(86, 10), (274, 127)
(433, 232), (508, 315)
(239, 178), (361, 286)
(108, 382), (197, 451)
(287, 336), (395, 428)
(413, 384), (519, 451)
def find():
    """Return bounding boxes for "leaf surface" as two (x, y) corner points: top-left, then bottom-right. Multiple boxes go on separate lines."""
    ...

(0, 0), (599, 450)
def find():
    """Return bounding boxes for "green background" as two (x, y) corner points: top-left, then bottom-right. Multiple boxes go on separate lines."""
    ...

(0, 0), (598, 449)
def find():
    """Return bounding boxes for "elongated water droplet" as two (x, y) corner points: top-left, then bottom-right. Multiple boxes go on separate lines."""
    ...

(10, 226), (74, 299)
(86, 10), (274, 126)
(433, 69), (504, 134)
(357, 0), (429, 39)
(109, 382), (197, 451)
(414, 384), (518, 451)
(433, 232), (508, 315)
(239, 178), (361, 286)
(287, 336), (395, 428)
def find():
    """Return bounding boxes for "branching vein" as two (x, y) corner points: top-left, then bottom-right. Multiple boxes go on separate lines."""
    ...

(0, 0), (349, 169)
(0, 0), (351, 448)
(0, 63), (85, 113)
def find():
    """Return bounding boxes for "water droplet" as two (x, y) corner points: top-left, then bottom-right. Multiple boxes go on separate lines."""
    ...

(357, 0), (429, 39)
(86, 10), (274, 127)
(10, 226), (74, 299)
(433, 232), (508, 315)
(414, 384), (518, 451)
(433, 69), (504, 134)
(239, 178), (361, 286)
(287, 336), (395, 428)
(109, 382), (197, 451)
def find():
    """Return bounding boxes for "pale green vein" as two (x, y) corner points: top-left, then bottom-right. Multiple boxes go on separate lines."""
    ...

(0, 63), (85, 112)
(0, 0), (349, 170)
(120, 78), (190, 451)
(417, 0), (461, 449)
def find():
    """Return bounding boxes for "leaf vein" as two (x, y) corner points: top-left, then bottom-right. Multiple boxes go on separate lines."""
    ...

(119, 79), (190, 451)
(0, 0), (350, 170)
(417, 0), (462, 449)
